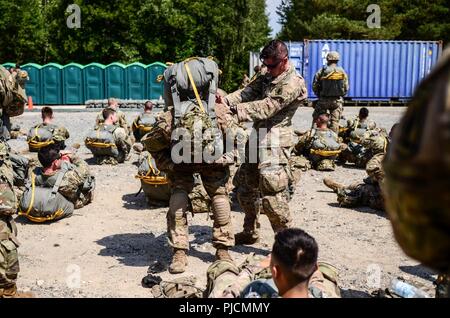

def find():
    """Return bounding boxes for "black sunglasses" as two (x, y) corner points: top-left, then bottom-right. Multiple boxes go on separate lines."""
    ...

(260, 55), (288, 69)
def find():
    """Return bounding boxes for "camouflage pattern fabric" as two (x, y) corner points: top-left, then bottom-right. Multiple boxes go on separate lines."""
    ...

(225, 63), (307, 238)
(90, 125), (132, 165)
(27, 123), (70, 151)
(188, 174), (211, 214)
(95, 109), (129, 133)
(0, 216), (20, 292)
(0, 66), (27, 119)
(0, 142), (16, 217)
(312, 63), (349, 133)
(132, 112), (157, 142)
(166, 167), (234, 250)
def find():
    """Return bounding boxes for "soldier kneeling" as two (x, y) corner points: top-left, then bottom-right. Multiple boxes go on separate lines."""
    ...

(18, 144), (95, 223)
(85, 108), (132, 165)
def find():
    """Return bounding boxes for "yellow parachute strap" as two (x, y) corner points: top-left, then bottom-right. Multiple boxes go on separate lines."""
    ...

(339, 127), (348, 133)
(135, 175), (169, 185)
(323, 71), (346, 81)
(138, 125), (152, 134)
(27, 139), (54, 149)
(310, 149), (341, 157)
(145, 155), (159, 176)
(85, 140), (117, 149)
(383, 137), (388, 153)
(184, 60), (206, 113)
(17, 172), (65, 223)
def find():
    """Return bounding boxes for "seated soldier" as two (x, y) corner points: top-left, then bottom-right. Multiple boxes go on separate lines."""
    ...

(295, 114), (342, 171)
(207, 228), (340, 298)
(339, 107), (383, 167)
(18, 145), (95, 223)
(27, 106), (70, 152)
(132, 101), (157, 143)
(95, 97), (129, 133)
(323, 124), (398, 211)
(85, 108), (132, 165)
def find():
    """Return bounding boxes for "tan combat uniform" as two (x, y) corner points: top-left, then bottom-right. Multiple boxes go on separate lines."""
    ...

(225, 63), (307, 239)
(95, 109), (129, 133)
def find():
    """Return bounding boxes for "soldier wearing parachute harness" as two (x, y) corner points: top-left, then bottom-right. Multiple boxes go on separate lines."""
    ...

(0, 140), (33, 298)
(322, 124), (397, 211)
(132, 101), (158, 142)
(0, 65), (28, 140)
(85, 108), (132, 165)
(295, 114), (342, 171)
(27, 106), (70, 152)
(18, 144), (95, 223)
(383, 47), (450, 298)
(216, 40), (308, 245)
(312, 51), (349, 134)
(95, 97), (129, 133)
(142, 57), (235, 274)
(206, 228), (341, 298)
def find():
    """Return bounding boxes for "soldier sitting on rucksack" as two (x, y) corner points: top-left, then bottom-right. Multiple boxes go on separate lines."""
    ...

(206, 228), (341, 298)
(27, 106), (70, 152)
(18, 144), (95, 223)
(85, 108), (132, 165)
(295, 114), (343, 171)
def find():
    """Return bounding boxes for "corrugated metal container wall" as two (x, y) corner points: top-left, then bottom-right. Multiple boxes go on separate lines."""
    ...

(304, 40), (442, 100)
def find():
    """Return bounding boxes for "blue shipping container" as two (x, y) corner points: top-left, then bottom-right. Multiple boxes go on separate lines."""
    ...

(303, 39), (442, 101)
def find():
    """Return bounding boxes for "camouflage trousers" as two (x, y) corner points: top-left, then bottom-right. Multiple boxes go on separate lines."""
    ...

(338, 143), (370, 168)
(313, 97), (344, 133)
(0, 216), (19, 291)
(337, 181), (384, 211)
(167, 167), (234, 250)
(235, 162), (292, 239)
(310, 155), (337, 171)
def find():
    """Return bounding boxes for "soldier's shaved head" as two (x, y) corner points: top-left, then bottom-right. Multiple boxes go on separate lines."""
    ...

(41, 107), (53, 121)
(108, 97), (118, 109)
(260, 40), (288, 61)
(144, 101), (154, 111)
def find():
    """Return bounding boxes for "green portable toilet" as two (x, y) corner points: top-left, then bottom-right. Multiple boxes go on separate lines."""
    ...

(83, 63), (105, 100)
(62, 63), (84, 104)
(21, 63), (42, 105)
(2, 62), (16, 70)
(146, 62), (166, 100)
(105, 62), (126, 99)
(126, 62), (146, 99)
(42, 63), (63, 105)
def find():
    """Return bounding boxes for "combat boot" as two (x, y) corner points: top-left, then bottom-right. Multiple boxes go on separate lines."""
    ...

(0, 285), (34, 298)
(215, 247), (233, 261)
(169, 249), (188, 274)
(323, 178), (346, 192)
(235, 232), (259, 245)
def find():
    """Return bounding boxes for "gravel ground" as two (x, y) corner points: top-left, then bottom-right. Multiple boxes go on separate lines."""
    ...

(6, 106), (438, 298)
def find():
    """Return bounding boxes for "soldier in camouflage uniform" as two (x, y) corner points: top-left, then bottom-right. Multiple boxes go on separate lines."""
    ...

(207, 228), (340, 298)
(95, 97), (129, 133)
(324, 149), (385, 211)
(217, 40), (308, 245)
(36, 144), (95, 209)
(312, 51), (349, 133)
(27, 106), (70, 151)
(132, 101), (157, 142)
(294, 114), (342, 171)
(91, 108), (132, 165)
(0, 141), (33, 298)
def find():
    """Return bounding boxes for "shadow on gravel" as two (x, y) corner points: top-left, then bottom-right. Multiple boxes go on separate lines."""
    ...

(341, 289), (373, 298)
(84, 157), (98, 166)
(121, 193), (167, 211)
(327, 203), (387, 219)
(96, 232), (171, 267)
(399, 265), (436, 282)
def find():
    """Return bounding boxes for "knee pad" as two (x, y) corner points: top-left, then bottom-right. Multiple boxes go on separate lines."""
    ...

(211, 195), (231, 227)
(169, 190), (189, 219)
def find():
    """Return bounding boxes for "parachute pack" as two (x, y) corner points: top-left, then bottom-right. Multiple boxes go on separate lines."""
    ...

(135, 152), (170, 204)
(163, 57), (223, 164)
(310, 129), (341, 157)
(18, 169), (74, 223)
(85, 125), (119, 158)
(27, 124), (56, 152)
(132, 113), (157, 141)
(318, 65), (347, 97)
